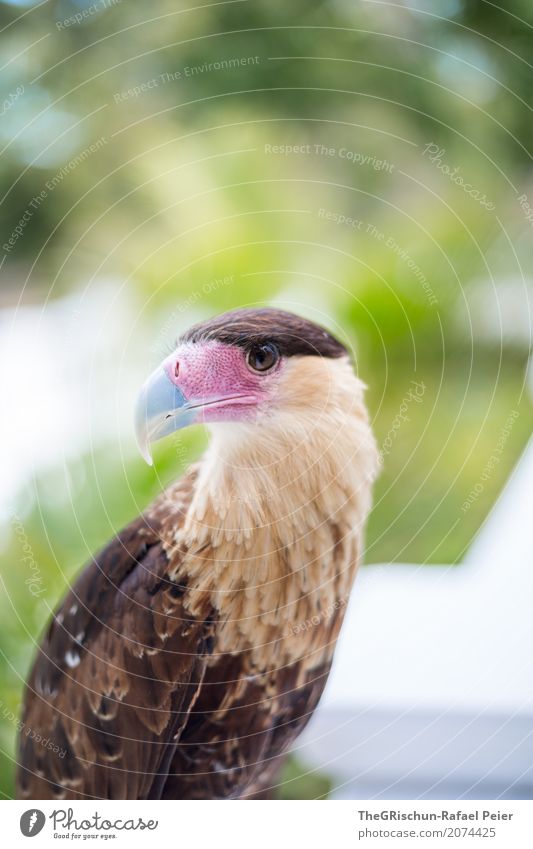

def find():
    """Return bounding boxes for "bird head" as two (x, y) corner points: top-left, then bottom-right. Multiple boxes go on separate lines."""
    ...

(135, 307), (352, 465)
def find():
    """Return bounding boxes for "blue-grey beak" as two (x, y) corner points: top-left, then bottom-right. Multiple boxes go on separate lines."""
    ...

(135, 366), (194, 465)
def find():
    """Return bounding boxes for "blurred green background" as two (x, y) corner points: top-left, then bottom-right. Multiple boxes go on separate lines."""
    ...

(1, 0), (532, 799)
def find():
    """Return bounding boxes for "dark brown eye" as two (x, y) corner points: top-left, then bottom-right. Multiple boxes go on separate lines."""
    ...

(246, 343), (279, 373)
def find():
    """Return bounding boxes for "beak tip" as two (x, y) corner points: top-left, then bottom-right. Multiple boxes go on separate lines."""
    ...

(136, 436), (154, 466)
(141, 451), (154, 467)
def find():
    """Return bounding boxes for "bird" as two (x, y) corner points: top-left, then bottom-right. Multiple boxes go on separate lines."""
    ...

(16, 307), (378, 800)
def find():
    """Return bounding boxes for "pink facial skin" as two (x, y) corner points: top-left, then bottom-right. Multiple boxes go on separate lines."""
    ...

(162, 341), (283, 424)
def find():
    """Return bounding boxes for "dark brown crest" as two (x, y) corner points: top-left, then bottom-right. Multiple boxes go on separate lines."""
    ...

(180, 308), (348, 359)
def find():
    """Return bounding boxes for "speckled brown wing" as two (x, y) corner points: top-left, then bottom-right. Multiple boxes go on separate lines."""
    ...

(161, 650), (336, 799)
(16, 469), (216, 801)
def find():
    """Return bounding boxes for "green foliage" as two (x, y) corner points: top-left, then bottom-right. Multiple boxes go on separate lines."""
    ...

(279, 755), (333, 801)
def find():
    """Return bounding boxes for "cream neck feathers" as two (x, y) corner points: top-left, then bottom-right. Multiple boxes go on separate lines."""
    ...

(169, 356), (378, 667)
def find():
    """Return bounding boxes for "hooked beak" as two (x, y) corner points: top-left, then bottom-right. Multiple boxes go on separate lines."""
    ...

(134, 366), (194, 466)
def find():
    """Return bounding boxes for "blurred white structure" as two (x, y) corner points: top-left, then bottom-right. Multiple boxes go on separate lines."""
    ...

(0, 283), (202, 522)
(0, 283), (136, 520)
(297, 438), (533, 799)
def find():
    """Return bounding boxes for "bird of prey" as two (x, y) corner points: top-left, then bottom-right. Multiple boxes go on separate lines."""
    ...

(17, 307), (378, 800)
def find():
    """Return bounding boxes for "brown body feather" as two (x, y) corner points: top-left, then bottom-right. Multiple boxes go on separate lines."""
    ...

(17, 356), (378, 799)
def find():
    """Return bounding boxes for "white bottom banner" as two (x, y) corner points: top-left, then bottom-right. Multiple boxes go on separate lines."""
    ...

(3, 800), (533, 848)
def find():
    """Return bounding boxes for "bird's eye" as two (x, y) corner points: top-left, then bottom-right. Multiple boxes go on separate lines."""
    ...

(246, 343), (279, 373)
